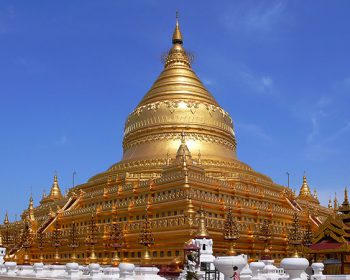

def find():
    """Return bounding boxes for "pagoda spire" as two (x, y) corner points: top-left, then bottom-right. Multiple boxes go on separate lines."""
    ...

(172, 11), (183, 45)
(163, 12), (192, 69)
(334, 193), (339, 211)
(339, 187), (350, 214)
(328, 198), (333, 209)
(28, 194), (34, 210)
(49, 175), (63, 200)
(28, 194), (35, 221)
(299, 173), (312, 197)
(4, 211), (9, 225)
(42, 189), (46, 200)
(342, 187), (349, 206)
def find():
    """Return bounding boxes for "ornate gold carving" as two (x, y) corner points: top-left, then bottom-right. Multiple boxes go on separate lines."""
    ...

(123, 131), (236, 151)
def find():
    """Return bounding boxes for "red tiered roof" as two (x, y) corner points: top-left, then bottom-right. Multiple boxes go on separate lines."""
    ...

(310, 239), (342, 250)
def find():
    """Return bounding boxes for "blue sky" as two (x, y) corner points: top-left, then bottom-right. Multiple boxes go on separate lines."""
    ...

(1, 1), (350, 221)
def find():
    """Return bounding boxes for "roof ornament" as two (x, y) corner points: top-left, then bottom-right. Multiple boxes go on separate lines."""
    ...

(29, 193), (34, 209)
(176, 131), (192, 164)
(328, 198), (333, 209)
(343, 187), (349, 206)
(4, 211), (9, 225)
(334, 193), (339, 211)
(196, 205), (210, 238)
(161, 12), (193, 68)
(299, 173), (312, 198)
(49, 174), (63, 200)
(172, 11), (183, 45)
(28, 194), (35, 221)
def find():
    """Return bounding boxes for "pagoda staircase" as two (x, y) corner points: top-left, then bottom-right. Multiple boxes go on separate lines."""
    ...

(38, 194), (81, 233)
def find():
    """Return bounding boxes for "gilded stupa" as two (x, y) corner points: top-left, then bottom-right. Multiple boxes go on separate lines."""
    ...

(0, 16), (332, 265)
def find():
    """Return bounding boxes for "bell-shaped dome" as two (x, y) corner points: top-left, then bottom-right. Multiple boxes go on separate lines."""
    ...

(122, 17), (236, 163)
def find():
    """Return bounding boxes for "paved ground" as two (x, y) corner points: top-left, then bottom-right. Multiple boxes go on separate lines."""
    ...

(0, 277), (51, 280)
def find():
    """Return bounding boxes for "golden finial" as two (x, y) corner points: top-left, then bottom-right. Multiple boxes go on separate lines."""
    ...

(28, 194), (34, 210)
(198, 150), (201, 165)
(49, 174), (63, 199)
(28, 194), (35, 221)
(172, 11), (183, 45)
(299, 173), (312, 197)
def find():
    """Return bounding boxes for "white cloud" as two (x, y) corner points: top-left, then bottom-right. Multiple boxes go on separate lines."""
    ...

(239, 70), (274, 94)
(306, 96), (331, 143)
(220, 1), (290, 37)
(202, 78), (214, 86)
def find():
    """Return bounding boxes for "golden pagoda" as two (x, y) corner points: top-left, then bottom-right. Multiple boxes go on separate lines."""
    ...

(0, 15), (332, 265)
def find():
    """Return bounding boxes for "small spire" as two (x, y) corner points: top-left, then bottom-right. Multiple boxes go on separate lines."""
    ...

(334, 193), (338, 211)
(28, 194), (35, 221)
(313, 188), (318, 200)
(172, 11), (183, 45)
(176, 131), (192, 163)
(42, 189), (46, 199)
(49, 175), (63, 200)
(328, 198), (333, 209)
(198, 150), (201, 165)
(299, 173), (312, 197)
(29, 194), (34, 210)
(4, 211), (9, 225)
(343, 187), (349, 206)
(196, 206), (210, 238)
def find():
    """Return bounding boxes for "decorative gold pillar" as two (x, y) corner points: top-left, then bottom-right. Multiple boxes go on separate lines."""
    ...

(87, 214), (98, 263)
(138, 212), (154, 265)
(223, 207), (240, 256)
(288, 211), (303, 258)
(21, 219), (32, 265)
(68, 220), (79, 262)
(37, 231), (45, 262)
(51, 220), (62, 264)
(109, 219), (124, 266)
(257, 219), (272, 260)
